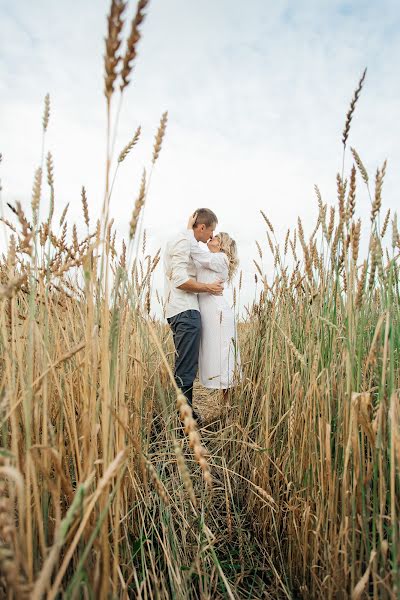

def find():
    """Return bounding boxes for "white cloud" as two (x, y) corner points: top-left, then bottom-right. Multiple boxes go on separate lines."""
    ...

(1, 0), (399, 313)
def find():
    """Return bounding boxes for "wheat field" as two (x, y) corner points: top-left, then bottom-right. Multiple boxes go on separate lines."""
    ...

(0, 1), (399, 598)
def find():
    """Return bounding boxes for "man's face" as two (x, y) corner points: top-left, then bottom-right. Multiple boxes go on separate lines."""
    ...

(197, 222), (216, 243)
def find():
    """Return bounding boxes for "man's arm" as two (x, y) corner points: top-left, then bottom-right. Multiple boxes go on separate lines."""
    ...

(178, 279), (223, 295)
(170, 237), (193, 288)
(170, 235), (223, 295)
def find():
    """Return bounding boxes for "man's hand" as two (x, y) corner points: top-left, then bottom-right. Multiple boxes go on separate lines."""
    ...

(187, 212), (198, 229)
(206, 281), (224, 296)
(177, 279), (224, 295)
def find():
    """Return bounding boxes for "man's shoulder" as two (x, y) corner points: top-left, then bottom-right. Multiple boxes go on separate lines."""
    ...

(167, 230), (191, 246)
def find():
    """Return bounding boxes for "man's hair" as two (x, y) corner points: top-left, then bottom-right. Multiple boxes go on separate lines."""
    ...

(193, 208), (218, 228)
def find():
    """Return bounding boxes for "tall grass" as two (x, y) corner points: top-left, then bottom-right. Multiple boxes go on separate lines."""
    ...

(0, 1), (399, 598)
(233, 167), (400, 598)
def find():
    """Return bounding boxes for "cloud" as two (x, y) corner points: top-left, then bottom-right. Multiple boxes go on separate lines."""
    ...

(1, 0), (399, 313)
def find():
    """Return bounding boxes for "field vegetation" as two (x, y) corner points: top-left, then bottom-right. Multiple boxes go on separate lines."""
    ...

(0, 1), (399, 598)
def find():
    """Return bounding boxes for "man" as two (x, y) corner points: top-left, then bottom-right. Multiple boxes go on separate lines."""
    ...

(164, 208), (223, 421)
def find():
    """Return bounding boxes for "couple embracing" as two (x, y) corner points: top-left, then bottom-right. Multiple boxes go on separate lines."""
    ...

(163, 208), (241, 425)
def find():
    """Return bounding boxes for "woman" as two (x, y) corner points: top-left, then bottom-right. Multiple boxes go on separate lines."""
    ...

(187, 214), (241, 399)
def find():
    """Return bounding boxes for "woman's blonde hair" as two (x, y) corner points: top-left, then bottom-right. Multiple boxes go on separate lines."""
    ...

(216, 232), (239, 283)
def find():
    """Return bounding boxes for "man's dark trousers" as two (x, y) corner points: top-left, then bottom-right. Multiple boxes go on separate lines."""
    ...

(167, 310), (201, 407)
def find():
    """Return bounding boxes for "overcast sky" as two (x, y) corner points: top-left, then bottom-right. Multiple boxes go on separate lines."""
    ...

(1, 0), (399, 314)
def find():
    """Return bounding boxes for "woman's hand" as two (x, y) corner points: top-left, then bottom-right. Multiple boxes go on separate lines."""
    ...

(187, 212), (198, 229)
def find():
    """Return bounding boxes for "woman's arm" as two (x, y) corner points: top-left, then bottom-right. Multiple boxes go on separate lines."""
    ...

(187, 230), (228, 273)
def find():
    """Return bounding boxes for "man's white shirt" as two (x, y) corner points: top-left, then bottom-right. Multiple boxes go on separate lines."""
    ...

(163, 230), (199, 319)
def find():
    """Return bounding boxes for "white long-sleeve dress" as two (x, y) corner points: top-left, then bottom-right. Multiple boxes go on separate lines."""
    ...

(188, 232), (241, 389)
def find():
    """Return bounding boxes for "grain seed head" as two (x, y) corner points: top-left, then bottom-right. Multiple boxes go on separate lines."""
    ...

(342, 68), (367, 147)
(104, 0), (126, 101)
(120, 0), (149, 92)
(152, 111), (168, 164)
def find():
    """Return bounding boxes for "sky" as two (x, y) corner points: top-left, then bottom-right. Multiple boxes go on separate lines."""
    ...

(1, 0), (399, 314)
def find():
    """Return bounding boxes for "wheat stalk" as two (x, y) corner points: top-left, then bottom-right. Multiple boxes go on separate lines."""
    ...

(42, 93), (50, 132)
(371, 160), (387, 222)
(174, 441), (197, 508)
(129, 169), (146, 240)
(260, 210), (274, 233)
(81, 186), (90, 229)
(342, 68), (367, 148)
(104, 0), (126, 102)
(380, 209), (390, 238)
(152, 111), (168, 164)
(176, 393), (212, 487)
(120, 0), (149, 92)
(31, 167), (42, 226)
(118, 125), (141, 162)
(347, 165), (356, 221)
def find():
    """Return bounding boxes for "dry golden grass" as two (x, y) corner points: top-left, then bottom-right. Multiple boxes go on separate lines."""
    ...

(0, 2), (399, 599)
